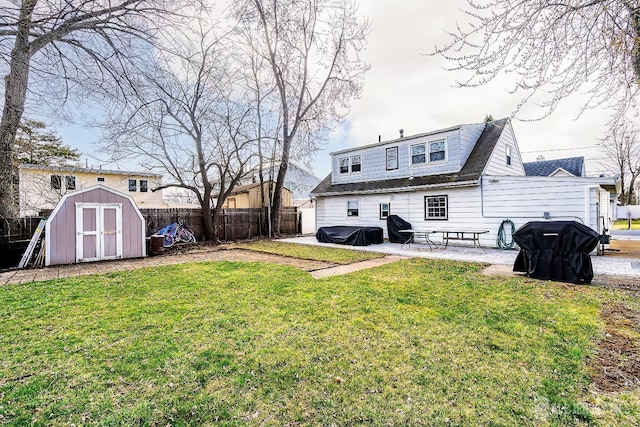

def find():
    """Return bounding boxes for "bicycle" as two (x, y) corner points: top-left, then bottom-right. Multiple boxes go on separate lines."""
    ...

(157, 220), (197, 248)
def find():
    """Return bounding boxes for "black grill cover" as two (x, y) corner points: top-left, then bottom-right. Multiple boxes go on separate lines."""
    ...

(386, 215), (413, 244)
(316, 226), (383, 246)
(512, 221), (599, 284)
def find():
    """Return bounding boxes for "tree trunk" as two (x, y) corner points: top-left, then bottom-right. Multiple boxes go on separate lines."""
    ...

(270, 133), (291, 234)
(0, 0), (37, 218)
(200, 185), (218, 242)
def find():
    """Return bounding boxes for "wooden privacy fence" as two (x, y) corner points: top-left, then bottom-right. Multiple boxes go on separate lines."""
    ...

(139, 207), (299, 241)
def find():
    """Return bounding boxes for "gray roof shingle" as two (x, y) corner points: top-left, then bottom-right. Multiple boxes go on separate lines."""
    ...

(523, 157), (584, 177)
(311, 118), (509, 196)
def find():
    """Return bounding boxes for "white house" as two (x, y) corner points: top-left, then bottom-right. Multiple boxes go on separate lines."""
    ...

(310, 118), (617, 247)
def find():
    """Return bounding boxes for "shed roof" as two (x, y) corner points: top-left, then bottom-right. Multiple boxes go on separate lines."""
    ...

(311, 118), (509, 196)
(523, 157), (584, 177)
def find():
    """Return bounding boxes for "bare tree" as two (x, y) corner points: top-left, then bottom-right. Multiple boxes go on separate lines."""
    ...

(234, 0), (369, 234)
(104, 23), (256, 241)
(600, 120), (640, 205)
(0, 0), (195, 218)
(433, 1), (640, 124)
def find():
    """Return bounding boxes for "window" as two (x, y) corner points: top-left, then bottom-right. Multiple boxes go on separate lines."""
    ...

(65, 175), (76, 190)
(425, 195), (448, 220)
(411, 143), (426, 165)
(339, 157), (349, 174)
(128, 179), (137, 192)
(347, 200), (359, 217)
(506, 146), (512, 166)
(350, 155), (361, 173)
(339, 155), (362, 174)
(386, 147), (398, 170)
(97, 177), (105, 182)
(380, 203), (390, 219)
(51, 175), (62, 190)
(429, 140), (446, 162)
(140, 180), (148, 192)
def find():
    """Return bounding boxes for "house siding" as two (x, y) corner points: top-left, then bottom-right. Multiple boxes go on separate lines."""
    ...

(331, 125), (486, 185)
(18, 167), (164, 216)
(316, 176), (612, 248)
(482, 122), (526, 176)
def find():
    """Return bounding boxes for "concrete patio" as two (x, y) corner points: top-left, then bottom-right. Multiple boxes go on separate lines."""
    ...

(279, 235), (640, 278)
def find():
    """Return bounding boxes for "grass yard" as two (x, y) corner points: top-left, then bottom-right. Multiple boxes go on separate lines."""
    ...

(237, 239), (384, 264)
(1, 247), (639, 426)
(612, 219), (640, 230)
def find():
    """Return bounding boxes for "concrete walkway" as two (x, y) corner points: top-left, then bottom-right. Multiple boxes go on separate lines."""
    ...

(3, 236), (638, 286)
(279, 236), (640, 278)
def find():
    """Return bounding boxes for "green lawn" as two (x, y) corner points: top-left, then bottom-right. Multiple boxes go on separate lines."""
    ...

(1, 249), (638, 425)
(612, 219), (640, 230)
(238, 239), (385, 264)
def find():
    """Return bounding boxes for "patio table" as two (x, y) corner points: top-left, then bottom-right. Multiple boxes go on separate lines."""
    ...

(398, 229), (437, 250)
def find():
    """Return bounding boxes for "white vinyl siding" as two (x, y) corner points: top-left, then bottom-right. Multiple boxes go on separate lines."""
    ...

(484, 122), (526, 176)
(315, 176), (610, 249)
(331, 126), (475, 185)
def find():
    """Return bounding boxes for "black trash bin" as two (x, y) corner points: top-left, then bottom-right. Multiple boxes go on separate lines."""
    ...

(512, 221), (599, 284)
(149, 234), (165, 256)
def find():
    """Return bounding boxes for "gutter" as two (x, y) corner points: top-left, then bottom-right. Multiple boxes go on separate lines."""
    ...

(311, 179), (479, 198)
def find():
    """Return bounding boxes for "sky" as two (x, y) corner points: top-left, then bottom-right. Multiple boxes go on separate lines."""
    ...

(50, 0), (612, 179)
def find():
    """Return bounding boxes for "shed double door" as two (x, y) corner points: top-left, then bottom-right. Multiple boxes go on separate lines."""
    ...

(76, 203), (123, 263)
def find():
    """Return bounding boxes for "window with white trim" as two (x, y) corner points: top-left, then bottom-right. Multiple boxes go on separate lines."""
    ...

(140, 180), (148, 192)
(386, 147), (398, 170)
(379, 203), (390, 219)
(506, 146), (512, 166)
(339, 157), (349, 174)
(128, 179), (137, 192)
(411, 143), (426, 165)
(339, 155), (362, 174)
(429, 140), (446, 162)
(347, 200), (359, 217)
(350, 155), (361, 173)
(425, 195), (448, 220)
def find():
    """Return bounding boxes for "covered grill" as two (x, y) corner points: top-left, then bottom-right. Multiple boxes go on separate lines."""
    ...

(513, 221), (599, 284)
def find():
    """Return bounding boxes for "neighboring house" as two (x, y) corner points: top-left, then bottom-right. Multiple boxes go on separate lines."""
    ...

(248, 163), (321, 204)
(18, 164), (164, 216)
(523, 156), (586, 177)
(311, 118), (617, 247)
(221, 181), (293, 209)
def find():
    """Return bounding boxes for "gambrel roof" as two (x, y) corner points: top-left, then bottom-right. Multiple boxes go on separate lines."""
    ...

(311, 118), (510, 196)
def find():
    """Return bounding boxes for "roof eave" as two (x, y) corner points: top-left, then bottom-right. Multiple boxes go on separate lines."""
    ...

(311, 179), (480, 197)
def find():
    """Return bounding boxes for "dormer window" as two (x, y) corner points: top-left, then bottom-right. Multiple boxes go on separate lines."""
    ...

(339, 155), (362, 174)
(386, 147), (398, 170)
(429, 140), (446, 162)
(350, 155), (361, 173)
(339, 157), (349, 174)
(411, 144), (426, 165)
